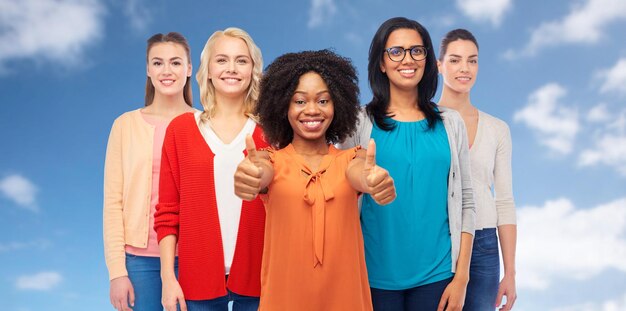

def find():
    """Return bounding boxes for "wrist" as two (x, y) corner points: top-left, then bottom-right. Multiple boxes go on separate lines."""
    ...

(504, 270), (516, 278)
(453, 273), (469, 284)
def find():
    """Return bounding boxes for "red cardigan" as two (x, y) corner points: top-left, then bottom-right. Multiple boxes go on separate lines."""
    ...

(155, 112), (268, 300)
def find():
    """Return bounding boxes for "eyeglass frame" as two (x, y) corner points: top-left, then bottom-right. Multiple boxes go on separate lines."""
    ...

(384, 45), (428, 62)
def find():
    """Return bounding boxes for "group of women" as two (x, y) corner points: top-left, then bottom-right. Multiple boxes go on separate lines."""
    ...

(103, 16), (517, 311)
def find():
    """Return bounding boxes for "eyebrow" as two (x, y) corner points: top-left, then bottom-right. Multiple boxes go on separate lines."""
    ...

(293, 90), (330, 95)
(214, 54), (251, 58)
(448, 54), (478, 58)
(150, 56), (183, 61)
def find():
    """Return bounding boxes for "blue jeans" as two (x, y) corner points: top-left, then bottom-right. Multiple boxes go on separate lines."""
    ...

(464, 228), (500, 311)
(126, 253), (178, 311)
(370, 277), (453, 311)
(186, 289), (259, 311)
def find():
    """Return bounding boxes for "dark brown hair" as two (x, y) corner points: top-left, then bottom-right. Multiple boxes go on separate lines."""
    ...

(145, 32), (193, 107)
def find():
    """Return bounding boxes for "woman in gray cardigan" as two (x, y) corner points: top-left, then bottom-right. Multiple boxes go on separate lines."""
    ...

(437, 29), (517, 311)
(340, 17), (475, 311)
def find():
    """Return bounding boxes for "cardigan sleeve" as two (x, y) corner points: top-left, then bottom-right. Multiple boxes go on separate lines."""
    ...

(155, 123), (181, 241)
(455, 114), (477, 235)
(494, 122), (517, 225)
(338, 108), (367, 149)
(103, 116), (127, 280)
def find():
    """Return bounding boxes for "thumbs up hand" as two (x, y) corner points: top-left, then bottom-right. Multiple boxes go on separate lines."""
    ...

(234, 135), (266, 201)
(362, 139), (396, 205)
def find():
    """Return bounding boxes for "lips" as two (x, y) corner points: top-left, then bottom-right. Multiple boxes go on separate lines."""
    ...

(456, 76), (471, 81)
(398, 69), (416, 78)
(160, 79), (175, 86)
(221, 77), (242, 85)
(300, 120), (324, 130)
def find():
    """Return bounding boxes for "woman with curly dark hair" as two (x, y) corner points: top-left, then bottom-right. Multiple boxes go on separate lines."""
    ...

(234, 49), (396, 310)
(340, 17), (476, 311)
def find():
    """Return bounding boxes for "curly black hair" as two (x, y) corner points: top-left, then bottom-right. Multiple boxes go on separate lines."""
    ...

(256, 49), (360, 149)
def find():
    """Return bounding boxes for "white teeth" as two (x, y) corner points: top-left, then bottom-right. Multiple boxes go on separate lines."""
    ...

(161, 80), (174, 85)
(399, 69), (415, 73)
(456, 77), (471, 81)
(302, 121), (322, 128)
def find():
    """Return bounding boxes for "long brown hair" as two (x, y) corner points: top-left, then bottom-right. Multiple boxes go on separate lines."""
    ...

(145, 32), (193, 107)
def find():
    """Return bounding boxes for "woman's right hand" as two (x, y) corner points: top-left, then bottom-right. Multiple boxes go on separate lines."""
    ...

(234, 135), (264, 201)
(162, 277), (187, 311)
(110, 276), (134, 311)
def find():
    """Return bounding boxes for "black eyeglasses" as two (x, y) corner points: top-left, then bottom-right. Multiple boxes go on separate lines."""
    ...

(384, 45), (428, 62)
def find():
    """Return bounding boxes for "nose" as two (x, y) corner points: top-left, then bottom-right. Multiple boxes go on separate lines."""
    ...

(227, 60), (237, 73)
(459, 61), (469, 73)
(303, 101), (320, 115)
(401, 51), (416, 65)
(162, 62), (173, 75)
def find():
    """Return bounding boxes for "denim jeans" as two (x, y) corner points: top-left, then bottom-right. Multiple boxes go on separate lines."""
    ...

(126, 253), (178, 311)
(370, 277), (453, 311)
(463, 228), (500, 311)
(186, 289), (259, 311)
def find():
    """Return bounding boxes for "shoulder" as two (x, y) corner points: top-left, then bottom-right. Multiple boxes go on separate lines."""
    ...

(438, 106), (462, 121)
(480, 110), (509, 128)
(479, 110), (511, 138)
(112, 109), (141, 126)
(438, 106), (464, 131)
(168, 112), (196, 129)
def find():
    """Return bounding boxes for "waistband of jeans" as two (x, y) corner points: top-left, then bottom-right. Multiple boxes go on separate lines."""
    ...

(474, 228), (496, 237)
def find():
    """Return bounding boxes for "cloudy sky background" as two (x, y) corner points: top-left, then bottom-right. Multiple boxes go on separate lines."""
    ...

(1, 0), (625, 310)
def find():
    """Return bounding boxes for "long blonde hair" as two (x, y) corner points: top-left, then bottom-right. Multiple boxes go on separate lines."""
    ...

(195, 27), (263, 121)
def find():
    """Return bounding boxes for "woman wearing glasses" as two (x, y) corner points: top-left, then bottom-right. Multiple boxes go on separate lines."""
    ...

(340, 17), (475, 310)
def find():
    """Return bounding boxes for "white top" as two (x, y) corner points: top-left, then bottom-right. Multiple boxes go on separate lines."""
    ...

(195, 111), (257, 274)
(470, 110), (517, 229)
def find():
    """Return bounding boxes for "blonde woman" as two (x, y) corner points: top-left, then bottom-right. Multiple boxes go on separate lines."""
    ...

(104, 32), (195, 311)
(155, 28), (267, 311)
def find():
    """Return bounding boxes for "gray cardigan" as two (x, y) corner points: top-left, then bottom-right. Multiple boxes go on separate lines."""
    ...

(339, 107), (476, 273)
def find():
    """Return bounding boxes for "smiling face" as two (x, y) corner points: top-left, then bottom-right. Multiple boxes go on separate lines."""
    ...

(288, 72), (335, 147)
(438, 39), (479, 95)
(208, 35), (253, 100)
(380, 28), (426, 94)
(147, 42), (191, 98)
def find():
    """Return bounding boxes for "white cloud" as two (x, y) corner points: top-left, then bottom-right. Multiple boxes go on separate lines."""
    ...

(120, 0), (151, 32)
(456, 0), (512, 27)
(0, 174), (38, 211)
(517, 197), (626, 290)
(551, 292), (626, 311)
(587, 103), (611, 123)
(16, 271), (62, 291)
(599, 58), (626, 96)
(514, 83), (579, 154)
(579, 110), (626, 175)
(504, 0), (626, 58)
(308, 0), (337, 29)
(0, 0), (105, 71)
(0, 239), (51, 252)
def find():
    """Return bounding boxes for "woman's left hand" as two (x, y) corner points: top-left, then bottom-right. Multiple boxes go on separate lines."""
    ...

(362, 139), (396, 205)
(496, 274), (517, 310)
(437, 277), (468, 311)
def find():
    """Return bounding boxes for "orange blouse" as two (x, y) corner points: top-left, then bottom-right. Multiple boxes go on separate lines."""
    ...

(259, 144), (372, 311)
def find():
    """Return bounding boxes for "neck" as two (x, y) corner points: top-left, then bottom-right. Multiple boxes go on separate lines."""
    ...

(291, 138), (328, 156)
(389, 86), (419, 110)
(149, 93), (191, 117)
(213, 93), (246, 118)
(438, 87), (473, 113)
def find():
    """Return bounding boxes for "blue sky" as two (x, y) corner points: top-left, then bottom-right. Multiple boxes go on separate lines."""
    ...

(1, 0), (625, 310)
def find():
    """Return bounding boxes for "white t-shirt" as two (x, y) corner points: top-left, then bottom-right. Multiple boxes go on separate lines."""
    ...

(196, 111), (257, 274)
